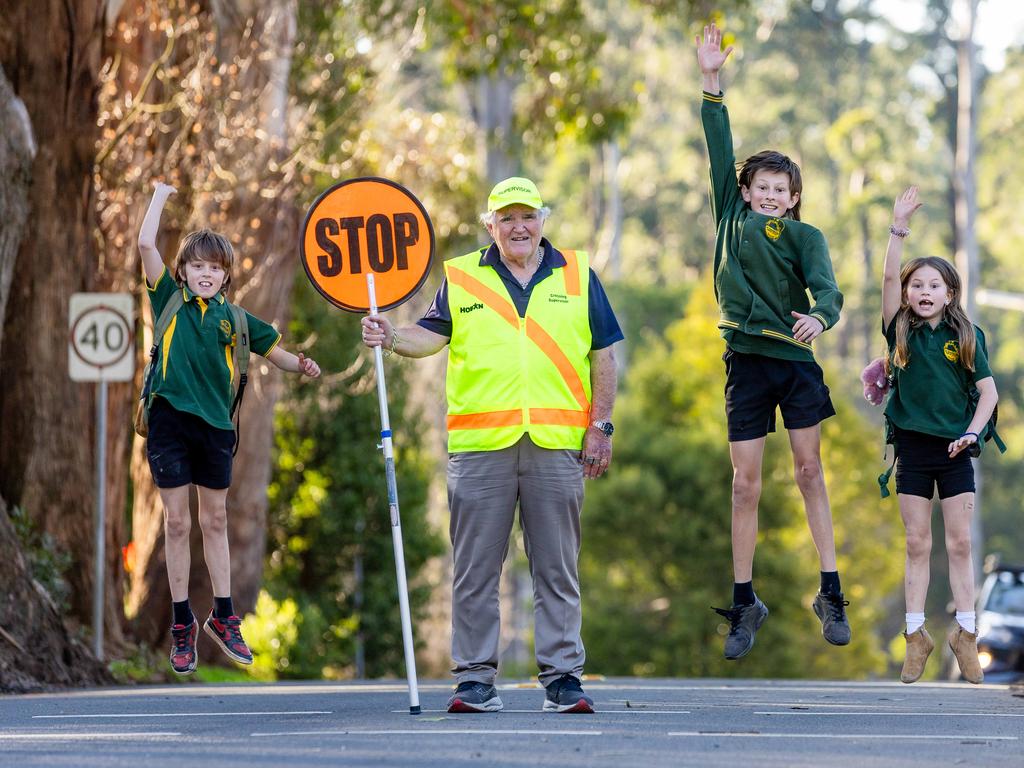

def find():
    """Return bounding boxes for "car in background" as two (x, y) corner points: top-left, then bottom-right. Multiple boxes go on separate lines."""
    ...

(976, 563), (1024, 683)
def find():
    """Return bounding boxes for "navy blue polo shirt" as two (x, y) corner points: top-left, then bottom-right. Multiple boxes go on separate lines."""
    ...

(417, 238), (624, 350)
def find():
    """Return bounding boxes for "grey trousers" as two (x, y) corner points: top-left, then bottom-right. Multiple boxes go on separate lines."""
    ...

(447, 435), (585, 687)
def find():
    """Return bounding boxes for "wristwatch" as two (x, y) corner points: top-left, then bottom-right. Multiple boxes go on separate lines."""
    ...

(591, 420), (614, 437)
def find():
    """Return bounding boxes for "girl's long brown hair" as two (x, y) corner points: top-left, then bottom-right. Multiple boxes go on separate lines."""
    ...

(889, 256), (976, 372)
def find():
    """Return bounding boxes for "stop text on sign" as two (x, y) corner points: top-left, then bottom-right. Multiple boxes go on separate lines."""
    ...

(314, 213), (420, 276)
(301, 178), (435, 313)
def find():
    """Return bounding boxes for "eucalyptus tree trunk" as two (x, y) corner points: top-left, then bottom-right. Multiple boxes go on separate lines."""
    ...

(124, 0), (300, 649)
(0, 0), (130, 654)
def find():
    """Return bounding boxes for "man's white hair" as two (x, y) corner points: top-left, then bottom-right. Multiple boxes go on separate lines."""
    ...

(478, 206), (552, 228)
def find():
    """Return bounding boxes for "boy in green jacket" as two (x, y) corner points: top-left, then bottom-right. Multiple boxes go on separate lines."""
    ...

(697, 23), (850, 659)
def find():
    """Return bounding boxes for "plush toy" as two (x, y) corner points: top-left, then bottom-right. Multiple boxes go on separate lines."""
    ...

(861, 356), (890, 406)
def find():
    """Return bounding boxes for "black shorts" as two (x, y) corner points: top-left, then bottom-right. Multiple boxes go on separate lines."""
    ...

(894, 427), (975, 500)
(723, 349), (835, 442)
(146, 397), (235, 489)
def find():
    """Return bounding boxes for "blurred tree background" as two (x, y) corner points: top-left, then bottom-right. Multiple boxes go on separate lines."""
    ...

(1, 0), (1022, 688)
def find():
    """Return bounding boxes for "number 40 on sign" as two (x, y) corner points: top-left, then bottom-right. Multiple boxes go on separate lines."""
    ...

(68, 293), (135, 382)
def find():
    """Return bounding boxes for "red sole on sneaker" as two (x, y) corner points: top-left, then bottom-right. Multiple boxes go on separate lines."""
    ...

(446, 699), (502, 713)
(203, 622), (253, 665)
(561, 700), (594, 713)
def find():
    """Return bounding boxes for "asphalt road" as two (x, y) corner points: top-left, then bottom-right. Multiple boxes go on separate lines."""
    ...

(1, 678), (1021, 767)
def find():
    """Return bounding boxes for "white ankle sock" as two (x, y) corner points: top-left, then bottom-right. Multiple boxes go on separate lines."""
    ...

(955, 611), (976, 634)
(906, 612), (925, 634)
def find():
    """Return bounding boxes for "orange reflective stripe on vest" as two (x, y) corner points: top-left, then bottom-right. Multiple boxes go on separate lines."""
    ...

(524, 317), (589, 411)
(562, 249), (581, 296)
(446, 266), (519, 329)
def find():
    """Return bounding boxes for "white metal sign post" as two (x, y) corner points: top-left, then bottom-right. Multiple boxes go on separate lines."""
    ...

(69, 293), (134, 660)
(366, 273), (421, 714)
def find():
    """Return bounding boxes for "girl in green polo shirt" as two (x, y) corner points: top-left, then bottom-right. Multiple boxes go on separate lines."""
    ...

(139, 182), (321, 675)
(881, 185), (999, 685)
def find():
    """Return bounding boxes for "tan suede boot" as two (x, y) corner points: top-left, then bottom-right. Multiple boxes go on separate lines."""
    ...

(948, 627), (984, 684)
(900, 627), (934, 683)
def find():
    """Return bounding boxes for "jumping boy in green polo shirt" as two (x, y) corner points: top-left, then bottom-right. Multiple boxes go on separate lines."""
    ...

(139, 181), (321, 674)
(697, 23), (850, 660)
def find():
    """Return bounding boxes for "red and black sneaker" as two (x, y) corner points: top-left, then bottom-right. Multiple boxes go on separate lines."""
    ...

(169, 621), (198, 675)
(203, 613), (253, 665)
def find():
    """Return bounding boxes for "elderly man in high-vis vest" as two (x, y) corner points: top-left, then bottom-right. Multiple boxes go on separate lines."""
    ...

(361, 177), (622, 714)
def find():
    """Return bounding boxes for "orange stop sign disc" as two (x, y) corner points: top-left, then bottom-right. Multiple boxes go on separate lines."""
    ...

(300, 177), (435, 313)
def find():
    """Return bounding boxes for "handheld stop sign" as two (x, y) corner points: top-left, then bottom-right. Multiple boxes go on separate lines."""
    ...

(300, 177), (435, 313)
(300, 177), (434, 715)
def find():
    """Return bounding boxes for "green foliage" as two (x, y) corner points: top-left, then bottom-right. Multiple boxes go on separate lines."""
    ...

(8, 506), (71, 613)
(261, 277), (443, 680)
(580, 285), (900, 678)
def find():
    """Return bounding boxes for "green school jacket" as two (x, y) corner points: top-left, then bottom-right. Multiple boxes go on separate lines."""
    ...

(701, 91), (843, 362)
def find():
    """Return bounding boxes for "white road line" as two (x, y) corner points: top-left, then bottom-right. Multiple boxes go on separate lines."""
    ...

(392, 709), (690, 715)
(755, 711), (1024, 718)
(0, 732), (182, 741)
(669, 732), (1019, 741)
(251, 729), (604, 737)
(32, 710), (332, 719)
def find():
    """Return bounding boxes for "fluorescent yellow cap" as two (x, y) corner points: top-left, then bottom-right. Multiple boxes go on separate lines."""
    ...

(487, 177), (543, 212)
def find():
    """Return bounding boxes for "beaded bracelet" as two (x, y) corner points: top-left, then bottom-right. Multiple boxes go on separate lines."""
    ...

(889, 224), (910, 238)
(383, 329), (401, 358)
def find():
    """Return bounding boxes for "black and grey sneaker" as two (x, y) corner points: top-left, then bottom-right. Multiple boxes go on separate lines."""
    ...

(542, 673), (594, 713)
(446, 681), (503, 713)
(712, 597), (769, 660)
(813, 591), (851, 646)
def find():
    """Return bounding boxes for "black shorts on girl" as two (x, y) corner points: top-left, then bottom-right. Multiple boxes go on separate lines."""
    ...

(146, 397), (235, 489)
(723, 349), (836, 442)
(894, 427), (975, 499)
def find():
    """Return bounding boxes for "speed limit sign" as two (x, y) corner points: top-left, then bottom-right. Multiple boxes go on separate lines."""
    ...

(69, 293), (134, 382)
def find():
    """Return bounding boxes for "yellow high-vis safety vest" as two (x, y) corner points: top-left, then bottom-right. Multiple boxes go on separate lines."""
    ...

(445, 247), (592, 453)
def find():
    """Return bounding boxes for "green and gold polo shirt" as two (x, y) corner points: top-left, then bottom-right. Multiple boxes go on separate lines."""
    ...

(883, 317), (993, 440)
(147, 267), (281, 430)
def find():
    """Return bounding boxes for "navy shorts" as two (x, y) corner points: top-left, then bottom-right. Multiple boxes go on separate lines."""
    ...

(723, 349), (835, 442)
(146, 398), (235, 489)
(894, 427), (975, 500)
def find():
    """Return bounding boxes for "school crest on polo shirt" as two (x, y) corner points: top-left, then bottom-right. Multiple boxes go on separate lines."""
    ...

(765, 217), (785, 241)
(220, 318), (231, 336)
(944, 340), (959, 362)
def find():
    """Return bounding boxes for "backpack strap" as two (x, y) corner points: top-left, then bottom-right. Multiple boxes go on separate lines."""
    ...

(227, 303), (250, 455)
(140, 290), (186, 405)
(878, 415), (897, 499)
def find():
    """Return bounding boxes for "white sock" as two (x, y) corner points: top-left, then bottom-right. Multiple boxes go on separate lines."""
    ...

(906, 612), (925, 634)
(955, 611), (976, 634)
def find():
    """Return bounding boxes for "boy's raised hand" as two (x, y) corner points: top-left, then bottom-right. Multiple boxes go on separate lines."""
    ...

(696, 22), (734, 75)
(893, 185), (922, 227)
(153, 181), (177, 197)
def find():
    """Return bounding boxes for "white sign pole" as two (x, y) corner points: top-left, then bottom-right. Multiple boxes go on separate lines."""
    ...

(93, 376), (107, 660)
(69, 293), (134, 661)
(366, 273), (421, 715)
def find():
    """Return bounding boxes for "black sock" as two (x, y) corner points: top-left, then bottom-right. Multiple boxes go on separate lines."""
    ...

(214, 596), (234, 619)
(733, 581), (755, 606)
(172, 599), (194, 627)
(820, 571), (841, 595)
